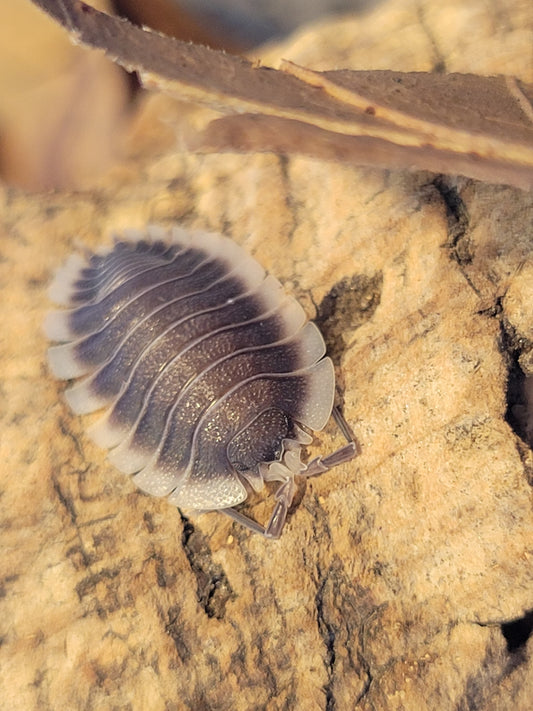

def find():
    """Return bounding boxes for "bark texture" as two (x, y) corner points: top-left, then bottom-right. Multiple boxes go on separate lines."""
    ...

(1, 0), (532, 709)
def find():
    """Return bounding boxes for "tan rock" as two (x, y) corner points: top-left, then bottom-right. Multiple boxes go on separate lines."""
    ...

(1, 0), (532, 709)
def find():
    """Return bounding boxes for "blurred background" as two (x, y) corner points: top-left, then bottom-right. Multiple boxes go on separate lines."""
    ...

(0, 0), (374, 190)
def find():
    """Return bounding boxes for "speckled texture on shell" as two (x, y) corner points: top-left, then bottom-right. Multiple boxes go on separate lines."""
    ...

(45, 226), (335, 512)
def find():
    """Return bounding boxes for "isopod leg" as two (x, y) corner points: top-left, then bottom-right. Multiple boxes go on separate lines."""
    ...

(304, 406), (358, 478)
(221, 477), (296, 539)
(332, 405), (357, 446)
(264, 478), (295, 538)
(220, 506), (269, 537)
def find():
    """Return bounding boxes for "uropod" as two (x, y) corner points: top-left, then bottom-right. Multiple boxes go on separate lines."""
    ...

(45, 226), (356, 538)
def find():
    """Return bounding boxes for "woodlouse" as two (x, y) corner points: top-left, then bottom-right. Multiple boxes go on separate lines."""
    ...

(45, 226), (356, 538)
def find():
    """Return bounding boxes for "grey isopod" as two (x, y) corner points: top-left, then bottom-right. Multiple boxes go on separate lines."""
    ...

(45, 226), (356, 538)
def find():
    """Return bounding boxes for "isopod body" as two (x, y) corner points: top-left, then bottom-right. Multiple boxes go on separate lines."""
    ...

(45, 226), (355, 537)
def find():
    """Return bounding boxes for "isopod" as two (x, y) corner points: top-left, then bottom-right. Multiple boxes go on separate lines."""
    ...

(45, 226), (356, 538)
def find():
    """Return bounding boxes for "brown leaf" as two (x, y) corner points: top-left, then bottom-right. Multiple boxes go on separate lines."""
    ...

(31, 0), (533, 189)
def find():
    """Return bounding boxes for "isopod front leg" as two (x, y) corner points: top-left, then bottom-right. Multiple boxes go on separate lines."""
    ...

(263, 477), (296, 539)
(220, 477), (296, 539)
(305, 406), (358, 478)
(304, 442), (357, 477)
(220, 506), (270, 537)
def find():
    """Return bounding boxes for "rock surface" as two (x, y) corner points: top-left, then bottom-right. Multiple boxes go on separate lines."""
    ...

(1, 0), (532, 709)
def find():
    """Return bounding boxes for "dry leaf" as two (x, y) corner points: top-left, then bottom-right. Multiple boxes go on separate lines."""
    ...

(31, 0), (533, 189)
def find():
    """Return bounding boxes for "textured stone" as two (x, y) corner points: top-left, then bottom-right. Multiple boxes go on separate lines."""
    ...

(1, 0), (532, 709)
